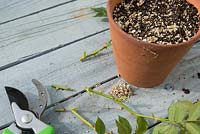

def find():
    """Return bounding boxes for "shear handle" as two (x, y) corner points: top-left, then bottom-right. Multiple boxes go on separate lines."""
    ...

(2, 123), (21, 134)
(12, 103), (55, 134)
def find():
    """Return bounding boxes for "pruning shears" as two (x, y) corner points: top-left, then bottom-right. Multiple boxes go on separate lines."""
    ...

(2, 79), (55, 134)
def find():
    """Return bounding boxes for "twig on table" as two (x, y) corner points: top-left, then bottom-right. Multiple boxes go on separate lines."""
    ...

(85, 88), (178, 126)
(51, 84), (75, 91)
(80, 40), (112, 61)
(70, 106), (95, 130)
(55, 108), (67, 112)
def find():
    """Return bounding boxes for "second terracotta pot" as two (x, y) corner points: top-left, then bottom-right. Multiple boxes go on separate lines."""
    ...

(107, 0), (200, 87)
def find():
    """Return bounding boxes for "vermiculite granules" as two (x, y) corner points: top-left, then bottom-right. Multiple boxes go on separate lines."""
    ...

(113, 0), (199, 44)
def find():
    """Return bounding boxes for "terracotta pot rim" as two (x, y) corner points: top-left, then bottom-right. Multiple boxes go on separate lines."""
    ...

(107, 0), (200, 48)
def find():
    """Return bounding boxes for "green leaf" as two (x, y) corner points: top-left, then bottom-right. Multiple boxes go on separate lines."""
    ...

(118, 116), (132, 134)
(168, 100), (193, 122)
(135, 117), (148, 134)
(187, 120), (200, 123)
(167, 126), (179, 134)
(152, 124), (168, 134)
(116, 120), (123, 134)
(188, 101), (200, 121)
(152, 124), (178, 134)
(95, 117), (106, 134)
(180, 128), (187, 134)
(91, 7), (107, 17)
(115, 116), (132, 134)
(186, 122), (200, 134)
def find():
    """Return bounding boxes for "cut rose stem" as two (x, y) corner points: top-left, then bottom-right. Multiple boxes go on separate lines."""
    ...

(55, 108), (67, 112)
(85, 88), (179, 126)
(70, 106), (95, 130)
(80, 40), (112, 61)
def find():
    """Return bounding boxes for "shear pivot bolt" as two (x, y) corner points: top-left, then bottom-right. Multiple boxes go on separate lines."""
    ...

(21, 114), (33, 124)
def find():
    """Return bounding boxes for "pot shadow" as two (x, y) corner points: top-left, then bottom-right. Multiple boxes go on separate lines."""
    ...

(150, 41), (200, 94)
(101, 18), (108, 22)
(119, 47), (200, 120)
(161, 50), (200, 92)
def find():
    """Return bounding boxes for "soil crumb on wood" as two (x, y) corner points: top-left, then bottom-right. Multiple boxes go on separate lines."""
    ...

(113, 0), (199, 44)
(182, 88), (190, 94)
(109, 83), (134, 100)
(197, 73), (200, 79)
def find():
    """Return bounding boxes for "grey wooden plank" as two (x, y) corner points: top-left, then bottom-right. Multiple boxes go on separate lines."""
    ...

(0, 31), (117, 127)
(0, 31), (115, 103)
(42, 45), (200, 133)
(0, 0), (107, 68)
(0, 0), (76, 24)
(43, 78), (139, 134)
(1, 41), (200, 131)
(0, 87), (13, 128)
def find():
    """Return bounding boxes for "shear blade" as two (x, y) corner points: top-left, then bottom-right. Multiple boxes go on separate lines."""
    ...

(5, 86), (29, 110)
(5, 87), (34, 133)
(32, 79), (48, 118)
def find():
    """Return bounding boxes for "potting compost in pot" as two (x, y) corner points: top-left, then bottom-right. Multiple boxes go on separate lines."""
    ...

(113, 0), (199, 44)
(107, 0), (200, 87)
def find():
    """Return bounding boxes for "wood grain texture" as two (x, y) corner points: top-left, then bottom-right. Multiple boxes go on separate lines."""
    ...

(2, 41), (199, 132)
(0, 87), (13, 128)
(1, 41), (200, 131)
(0, 31), (116, 128)
(0, 30), (117, 109)
(0, 0), (107, 68)
(43, 43), (200, 133)
(0, 0), (76, 24)
(1, 0), (200, 132)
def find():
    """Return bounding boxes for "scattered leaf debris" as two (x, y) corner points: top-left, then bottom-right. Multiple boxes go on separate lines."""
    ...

(91, 7), (107, 17)
(192, 75), (195, 78)
(182, 88), (190, 94)
(109, 83), (134, 100)
(164, 83), (174, 91)
(51, 84), (75, 91)
(55, 108), (67, 112)
(113, 0), (199, 44)
(197, 73), (200, 79)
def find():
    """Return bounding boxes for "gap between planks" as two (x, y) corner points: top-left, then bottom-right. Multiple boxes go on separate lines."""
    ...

(0, 0), (108, 70)
(2, 40), (200, 131)
(45, 74), (164, 132)
(0, 74), (161, 132)
(1, 34), (199, 72)
(0, 0), (77, 25)
(45, 43), (200, 133)
(0, 75), (118, 130)
(0, 28), (109, 71)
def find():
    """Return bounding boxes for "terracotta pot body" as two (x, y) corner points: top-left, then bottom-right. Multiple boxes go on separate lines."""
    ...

(107, 0), (200, 87)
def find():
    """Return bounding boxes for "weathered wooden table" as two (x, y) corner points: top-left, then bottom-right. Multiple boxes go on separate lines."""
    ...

(0, 0), (200, 133)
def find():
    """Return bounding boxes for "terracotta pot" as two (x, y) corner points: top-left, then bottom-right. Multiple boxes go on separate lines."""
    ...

(107, 0), (200, 87)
